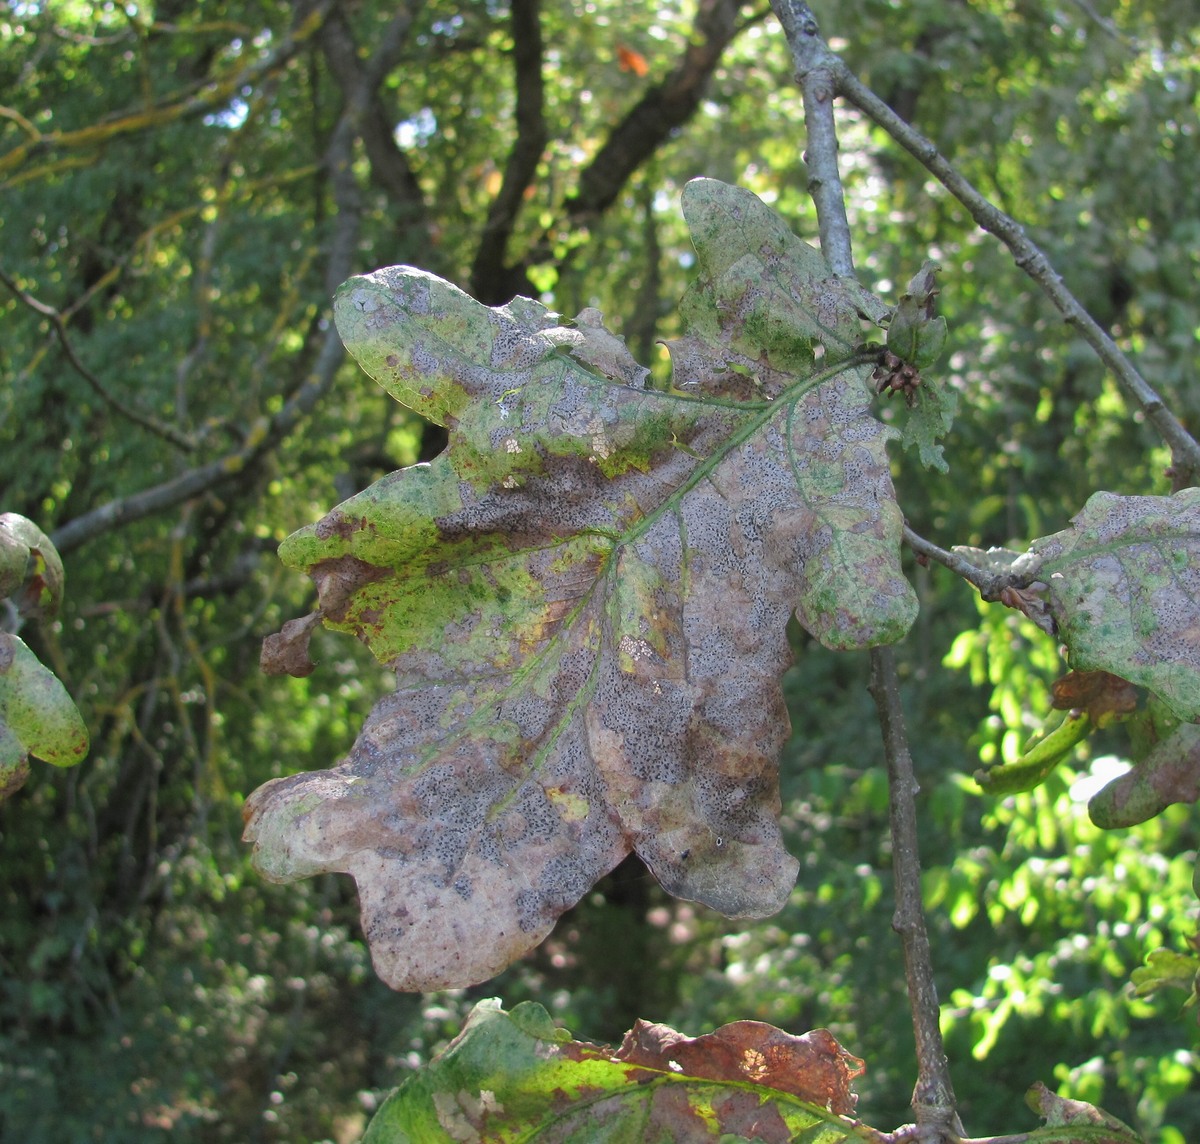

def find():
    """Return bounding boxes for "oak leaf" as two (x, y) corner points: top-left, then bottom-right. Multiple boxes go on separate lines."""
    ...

(0, 514), (87, 800)
(1088, 698), (1200, 829)
(360, 1000), (876, 1143)
(243, 179), (916, 990)
(615, 1019), (863, 1115)
(1013, 489), (1200, 723)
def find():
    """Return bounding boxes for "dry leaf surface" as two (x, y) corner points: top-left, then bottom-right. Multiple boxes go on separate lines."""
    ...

(361, 1000), (877, 1143)
(615, 1019), (863, 1115)
(1021, 489), (1200, 723)
(244, 180), (916, 990)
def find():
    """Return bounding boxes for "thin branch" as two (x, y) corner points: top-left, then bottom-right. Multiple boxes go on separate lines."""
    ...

(1066, 0), (1137, 48)
(869, 648), (965, 1142)
(482, 1), (769, 300)
(870, 1127), (1051, 1144)
(48, 3), (425, 557)
(0, 0), (337, 183)
(319, 2), (438, 268)
(828, 63), (1200, 489)
(470, 0), (548, 304)
(955, 1136), (1039, 1144)
(458, 0), (756, 302)
(902, 524), (1028, 600)
(569, 0), (747, 224)
(0, 265), (197, 451)
(49, 293), (345, 558)
(771, 0), (853, 274)
(771, 2), (963, 1137)
(737, 5), (775, 35)
(0, 104), (40, 138)
(626, 183), (664, 365)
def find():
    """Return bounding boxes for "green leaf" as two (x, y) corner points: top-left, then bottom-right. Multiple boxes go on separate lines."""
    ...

(244, 180), (917, 990)
(1129, 948), (1200, 1003)
(1088, 712), (1200, 829)
(975, 708), (1092, 795)
(871, 262), (955, 472)
(0, 632), (89, 799)
(362, 999), (875, 1144)
(885, 261), (947, 370)
(0, 512), (65, 622)
(896, 379), (957, 474)
(1016, 489), (1200, 723)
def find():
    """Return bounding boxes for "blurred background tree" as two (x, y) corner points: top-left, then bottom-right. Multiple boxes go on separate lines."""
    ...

(1, 0), (1197, 1140)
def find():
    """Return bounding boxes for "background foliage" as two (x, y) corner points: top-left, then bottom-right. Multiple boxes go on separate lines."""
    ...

(1, 0), (1198, 1140)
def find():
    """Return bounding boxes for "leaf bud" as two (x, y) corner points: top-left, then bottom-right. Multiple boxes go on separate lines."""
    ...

(886, 261), (948, 370)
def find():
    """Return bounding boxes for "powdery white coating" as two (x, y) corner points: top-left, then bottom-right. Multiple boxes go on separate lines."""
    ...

(246, 184), (920, 991)
(1027, 489), (1200, 722)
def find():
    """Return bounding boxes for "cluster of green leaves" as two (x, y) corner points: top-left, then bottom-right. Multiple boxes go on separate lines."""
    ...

(1, 0), (1199, 1139)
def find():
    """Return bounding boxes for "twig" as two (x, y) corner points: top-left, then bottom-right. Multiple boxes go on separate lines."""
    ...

(828, 63), (1200, 490)
(771, 2), (964, 1137)
(869, 647), (965, 1141)
(515, 0), (755, 288)
(0, 0), (338, 182)
(319, 3), (439, 268)
(0, 265), (197, 451)
(771, 0), (853, 274)
(1066, 0), (1136, 48)
(49, 3), (424, 556)
(901, 524), (1037, 601)
(469, 0), (548, 303)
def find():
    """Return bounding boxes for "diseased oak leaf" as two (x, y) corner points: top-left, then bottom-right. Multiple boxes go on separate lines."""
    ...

(1013, 489), (1200, 723)
(244, 179), (917, 991)
(668, 179), (889, 398)
(1, 517), (87, 801)
(1088, 697), (1200, 829)
(0, 513), (65, 622)
(615, 1019), (863, 1116)
(361, 999), (878, 1144)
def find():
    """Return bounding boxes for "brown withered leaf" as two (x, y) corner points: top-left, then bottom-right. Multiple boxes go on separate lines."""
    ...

(360, 1000), (880, 1142)
(260, 611), (323, 678)
(1051, 670), (1138, 724)
(615, 1020), (863, 1116)
(243, 180), (916, 990)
